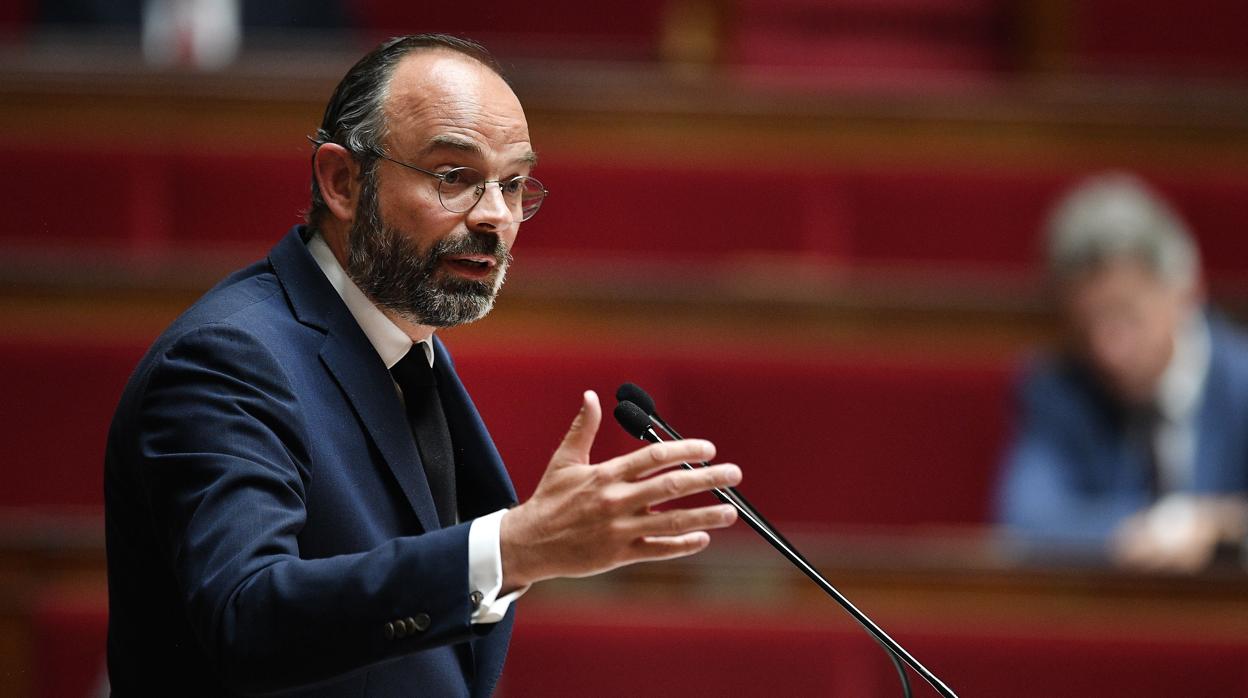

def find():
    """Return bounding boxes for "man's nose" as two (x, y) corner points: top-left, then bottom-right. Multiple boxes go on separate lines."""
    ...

(467, 182), (515, 231)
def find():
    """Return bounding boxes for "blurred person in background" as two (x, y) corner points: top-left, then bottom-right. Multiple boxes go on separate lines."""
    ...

(996, 172), (1248, 572)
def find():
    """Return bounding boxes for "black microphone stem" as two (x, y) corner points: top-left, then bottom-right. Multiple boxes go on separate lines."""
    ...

(639, 426), (957, 698)
(651, 418), (913, 698)
(651, 418), (805, 563)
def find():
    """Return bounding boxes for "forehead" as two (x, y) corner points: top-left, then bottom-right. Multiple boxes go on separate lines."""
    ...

(1062, 258), (1182, 316)
(382, 50), (532, 162)
(1068, 259), (1163, 295)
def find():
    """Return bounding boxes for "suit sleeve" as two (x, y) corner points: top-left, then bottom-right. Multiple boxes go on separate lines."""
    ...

(132, 322), (486, 693)
(994, 368), (1141, 547)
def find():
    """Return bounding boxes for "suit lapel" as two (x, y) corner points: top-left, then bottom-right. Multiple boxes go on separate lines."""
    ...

(320, 335), (443, 533)
(269, 226), (442, 533)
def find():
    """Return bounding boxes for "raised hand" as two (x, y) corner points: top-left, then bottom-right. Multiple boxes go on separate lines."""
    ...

(499, 390), (741, 591)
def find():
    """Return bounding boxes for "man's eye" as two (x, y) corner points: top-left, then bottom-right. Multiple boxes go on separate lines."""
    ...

(502, 178), (524, 195)
(441, 170), (462, 185)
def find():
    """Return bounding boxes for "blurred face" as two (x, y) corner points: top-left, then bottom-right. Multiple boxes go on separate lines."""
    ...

(345, 50), (535, 328)
(1060, 258), (1194, 405)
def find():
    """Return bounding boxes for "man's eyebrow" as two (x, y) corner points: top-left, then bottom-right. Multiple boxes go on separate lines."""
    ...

(417, 135), (538, 167)
(418, 135), (484, 158)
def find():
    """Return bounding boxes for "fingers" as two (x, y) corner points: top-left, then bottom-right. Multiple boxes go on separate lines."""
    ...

(550, 390), (601, 468)
(607, 439), (717, 481)
(628, 531), (712, 562)
(620, 503), (738, 539)
(617, 463), (742, 510)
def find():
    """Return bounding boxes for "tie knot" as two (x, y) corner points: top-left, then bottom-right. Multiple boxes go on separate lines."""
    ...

(390, 345), (436, 390)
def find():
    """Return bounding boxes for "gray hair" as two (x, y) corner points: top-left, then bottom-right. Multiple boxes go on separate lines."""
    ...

(1046, 172), (1200, 287)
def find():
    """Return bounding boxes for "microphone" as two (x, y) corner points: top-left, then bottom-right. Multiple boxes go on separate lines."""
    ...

(615, 383), (659, 427)
(612, 400), (659, 440)
(613, 395), (955, 698)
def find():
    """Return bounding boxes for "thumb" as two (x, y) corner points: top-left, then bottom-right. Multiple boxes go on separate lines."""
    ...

(551, 390), (601, 468)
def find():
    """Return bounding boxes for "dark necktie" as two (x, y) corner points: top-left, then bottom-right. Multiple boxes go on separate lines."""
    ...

(390, 346), (458, 528)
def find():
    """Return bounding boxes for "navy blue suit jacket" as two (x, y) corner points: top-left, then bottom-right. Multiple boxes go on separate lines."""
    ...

(105, 226), (517, 696)
(995, 314), (1248, 547)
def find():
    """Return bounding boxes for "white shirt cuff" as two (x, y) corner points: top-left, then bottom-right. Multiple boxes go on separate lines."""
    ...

(468, 508), (528, 624)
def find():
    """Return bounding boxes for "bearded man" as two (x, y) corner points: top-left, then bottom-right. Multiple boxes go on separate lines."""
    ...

(104, 34), (741, 696)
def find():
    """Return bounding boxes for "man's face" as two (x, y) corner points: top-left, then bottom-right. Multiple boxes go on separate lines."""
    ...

(344, 50), (534, 328)
(1060, 258), (1194, 405)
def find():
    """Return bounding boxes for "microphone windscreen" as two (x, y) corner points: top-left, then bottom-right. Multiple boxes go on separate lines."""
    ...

(613, 400), (654, 439)
(615, 383), (657, 416)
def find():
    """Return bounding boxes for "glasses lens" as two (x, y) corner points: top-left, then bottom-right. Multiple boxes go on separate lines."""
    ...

(518, 177), (546, 221)
(438, 167), (485, 213)
(438, 168), (546, 220)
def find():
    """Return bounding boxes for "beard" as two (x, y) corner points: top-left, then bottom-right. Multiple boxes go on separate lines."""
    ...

(344, 169), (513, 328)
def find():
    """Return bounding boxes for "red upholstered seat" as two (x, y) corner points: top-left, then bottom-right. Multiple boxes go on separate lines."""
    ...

(166, 150), (309, 249)
(0, 145), (163, 249)
(5, 141), (1248, 285)
(519, 162), (838, 261)
(453, 348), (1012, 528)
(518, 161), (1248, 285)
(664, 354), (1010, 528)
(504, 602), (1248, 697)
(26, 592), (1248, 697)
(0, 144), (305, 252)
(0, 334), (1013, 529)
(0, 338), (146, 511)
(726, 0), (1014, 85)
(1073, 0), (1248, 78)
(349, 1), (669, 60)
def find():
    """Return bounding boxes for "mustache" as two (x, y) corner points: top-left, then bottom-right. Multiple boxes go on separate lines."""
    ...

(432, 231), (513, 267)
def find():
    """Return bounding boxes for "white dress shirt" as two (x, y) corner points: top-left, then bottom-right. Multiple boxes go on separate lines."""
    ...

(307, 233), (524, 624)
(1153, 311), (1212, 495)
(1142, 311), (1213, 549)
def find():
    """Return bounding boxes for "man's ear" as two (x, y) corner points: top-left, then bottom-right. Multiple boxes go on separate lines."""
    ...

(313, 143), (361, 223)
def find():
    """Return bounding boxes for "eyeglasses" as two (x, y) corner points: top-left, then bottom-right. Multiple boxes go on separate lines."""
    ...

(371, 150), (548, 222)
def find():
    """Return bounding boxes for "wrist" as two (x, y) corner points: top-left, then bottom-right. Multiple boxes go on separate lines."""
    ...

(499, 505), (539, 594)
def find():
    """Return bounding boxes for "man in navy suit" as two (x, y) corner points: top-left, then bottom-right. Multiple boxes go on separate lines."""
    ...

(996, 173), (1248, 571)
(104, 34), (742, 695)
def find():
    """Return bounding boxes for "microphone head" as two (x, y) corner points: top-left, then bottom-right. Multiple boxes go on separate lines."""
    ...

(615, 382), (657, 416)
(613, 400), (654, 440)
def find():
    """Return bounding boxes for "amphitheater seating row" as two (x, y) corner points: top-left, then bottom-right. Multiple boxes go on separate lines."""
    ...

(730, 0), (1248, 80)
(26, 592), (1248, 698)
(503, 602), (1248, 697)
(5, 144), (1248, 282)
(0, 336), (1013, 528)
(6, 1), (1246, 79)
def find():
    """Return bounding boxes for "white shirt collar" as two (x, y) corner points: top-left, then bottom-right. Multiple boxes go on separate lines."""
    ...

(1155, 310), (1210, 423)
(306, 232), (434, 369)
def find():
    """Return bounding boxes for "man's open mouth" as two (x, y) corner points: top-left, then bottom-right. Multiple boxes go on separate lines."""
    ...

(449, 255), (494, 267)
(445, 255), (497, 276)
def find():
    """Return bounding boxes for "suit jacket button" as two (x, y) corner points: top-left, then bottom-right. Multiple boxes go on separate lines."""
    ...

(469, 590), (484, 610)
(413, 613), (431, 632)
(383, 622), (396, 640)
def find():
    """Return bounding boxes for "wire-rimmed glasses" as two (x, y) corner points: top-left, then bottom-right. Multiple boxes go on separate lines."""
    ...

(372, 151), (547, 222)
